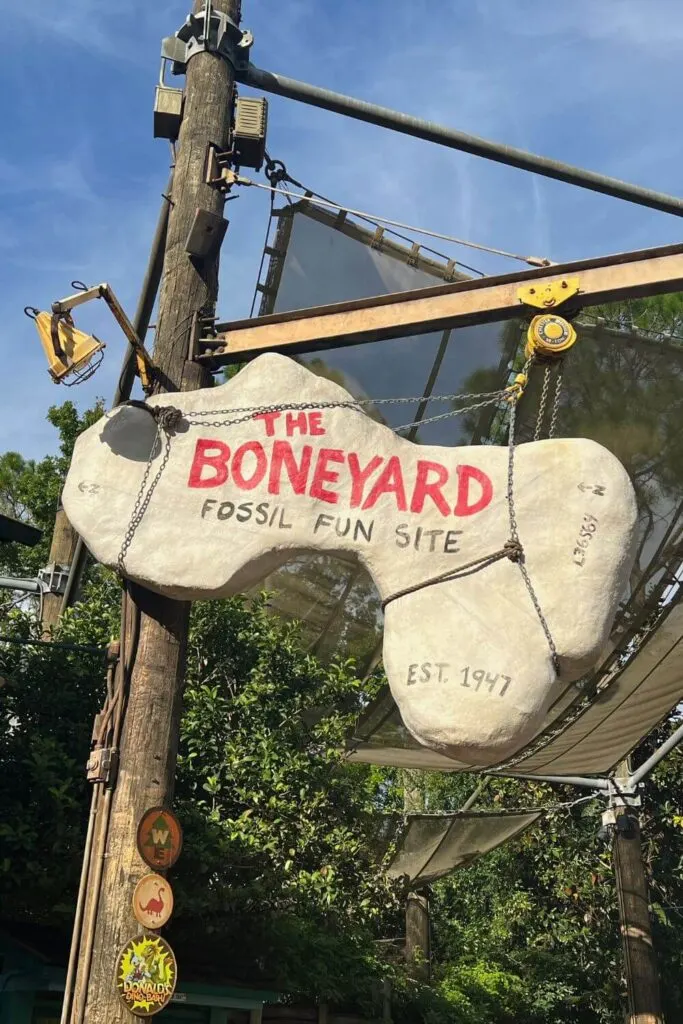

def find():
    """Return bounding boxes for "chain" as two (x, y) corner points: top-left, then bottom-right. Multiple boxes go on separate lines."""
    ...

(534, 366), (551, 441)
(116, 409), (183, 575)
(507, 399), (560, 674)
(549, 365), (564, 438)
(184, 386), (511, 421)
(394, 394), (507, 433)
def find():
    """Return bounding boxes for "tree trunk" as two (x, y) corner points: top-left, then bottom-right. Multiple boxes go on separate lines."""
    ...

(78, 3), (239, 1019)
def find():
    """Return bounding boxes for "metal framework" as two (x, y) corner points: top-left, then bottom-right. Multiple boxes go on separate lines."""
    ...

(198, 242), (683, 365)
(225, 217), (683, 796)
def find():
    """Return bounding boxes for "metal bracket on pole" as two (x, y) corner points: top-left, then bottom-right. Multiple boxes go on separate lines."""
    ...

(38, 563), (70, 596)
(204, 143), (253, 191)
(606, 776), (642, 810)
(599, 777), (642, 842)
(161, 10), (253, 74)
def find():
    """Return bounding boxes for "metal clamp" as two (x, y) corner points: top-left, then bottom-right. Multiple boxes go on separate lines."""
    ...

(38, 563), (71, 596)
(161, 6), (253, 75)
(606, 776), (642, 811)
(86, 746), (118, 784)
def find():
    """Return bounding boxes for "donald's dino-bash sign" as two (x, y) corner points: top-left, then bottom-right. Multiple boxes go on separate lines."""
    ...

(63, 354), (638, 766)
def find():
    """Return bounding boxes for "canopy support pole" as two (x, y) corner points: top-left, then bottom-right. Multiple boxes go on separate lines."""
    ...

(238, 64), (683, 218)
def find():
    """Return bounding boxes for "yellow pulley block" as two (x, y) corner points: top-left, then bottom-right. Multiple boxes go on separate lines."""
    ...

(31, 310), (105, 386)
(525, 314), (577, 361)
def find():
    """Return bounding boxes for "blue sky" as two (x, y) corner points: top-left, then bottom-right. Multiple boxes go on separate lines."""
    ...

(3, 0), (683, 460)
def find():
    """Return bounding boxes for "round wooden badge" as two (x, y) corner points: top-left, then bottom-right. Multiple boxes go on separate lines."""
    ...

(137, 807), (183, 870)
(133, 873), (174, 929)
(115, 933), (177, 1017)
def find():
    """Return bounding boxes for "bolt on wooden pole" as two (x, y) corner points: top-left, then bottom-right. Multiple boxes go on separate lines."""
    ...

(73, 3), (240, 1019)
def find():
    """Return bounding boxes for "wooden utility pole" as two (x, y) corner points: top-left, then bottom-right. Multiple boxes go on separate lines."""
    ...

(403, 770), (430, 981)
(41, 506), (78, 631)
(76, 2), (240, 1019)
(613, 807), (663, 1023)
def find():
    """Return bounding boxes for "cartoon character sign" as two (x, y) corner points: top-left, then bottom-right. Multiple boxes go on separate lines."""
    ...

(116, 934), (177, 1016)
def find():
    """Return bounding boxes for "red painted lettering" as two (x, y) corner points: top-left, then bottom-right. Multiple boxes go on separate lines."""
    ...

(188, 438), (231, 488)
(410, 460), (450, 516)
(308, 411), (325, 436)
(232, 441), (267, 490)
(286, 412), (308, 436)
(348, 453), (383, 508)
(310, 448), (345, 504)
(362, 455), (408, 511)
(253, 411), (281, 436)
(453, 464), (493, 516)
(269, 441), (312, 495)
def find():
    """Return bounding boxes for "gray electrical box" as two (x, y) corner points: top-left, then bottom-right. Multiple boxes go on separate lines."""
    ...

(154, 86), (184, 140)
(234, 96), (268, 169)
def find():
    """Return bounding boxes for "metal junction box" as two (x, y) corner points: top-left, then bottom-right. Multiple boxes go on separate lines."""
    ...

(233, 96), (268, 169)
(154, 86), (184, 140)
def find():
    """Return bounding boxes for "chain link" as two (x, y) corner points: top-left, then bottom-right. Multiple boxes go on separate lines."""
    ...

(507, 399), (560, 673)
(394, 394), (506, 433)
(184, 386), (511, 421)
(117, 418), (178, 575)
(534, 366), (551, 441)
(549, 365), (564, 439)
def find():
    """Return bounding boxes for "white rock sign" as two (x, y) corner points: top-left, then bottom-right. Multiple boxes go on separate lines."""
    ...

(63, 353), (638, 767)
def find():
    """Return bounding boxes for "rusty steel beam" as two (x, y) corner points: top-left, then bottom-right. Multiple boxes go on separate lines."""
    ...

(200, 243), (683, 364)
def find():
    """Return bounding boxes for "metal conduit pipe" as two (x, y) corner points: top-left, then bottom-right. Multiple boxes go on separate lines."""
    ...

(629, 719), (683, 789)
(239, 65), (683, 218)
(0, 576), (43, 594)
(494, 770), (611, 791)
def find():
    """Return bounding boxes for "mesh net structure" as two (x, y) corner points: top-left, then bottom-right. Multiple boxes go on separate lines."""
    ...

(249, 198), (683, 777)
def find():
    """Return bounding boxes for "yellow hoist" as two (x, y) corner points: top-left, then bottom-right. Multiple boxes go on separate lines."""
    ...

(519, 275), (580, 361)
(25, 282), (156, 393)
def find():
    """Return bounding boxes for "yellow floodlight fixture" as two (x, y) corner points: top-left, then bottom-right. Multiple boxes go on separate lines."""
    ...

(26, 281), (157, 393)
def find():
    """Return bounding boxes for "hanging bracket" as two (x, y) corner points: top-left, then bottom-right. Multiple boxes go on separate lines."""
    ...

(517, 276), (581, 310)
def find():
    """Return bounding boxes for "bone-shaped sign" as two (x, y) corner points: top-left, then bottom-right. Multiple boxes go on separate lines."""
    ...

(63, 354), (638, 767)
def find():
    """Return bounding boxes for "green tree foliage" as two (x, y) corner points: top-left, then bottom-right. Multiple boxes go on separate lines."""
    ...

(171, 594), (400, 996)
(0, 400), (104, 583)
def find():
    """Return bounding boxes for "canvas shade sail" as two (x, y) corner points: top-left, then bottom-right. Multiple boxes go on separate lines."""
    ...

(386, 811), (543, 884)
(246, 199), (683, 771)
